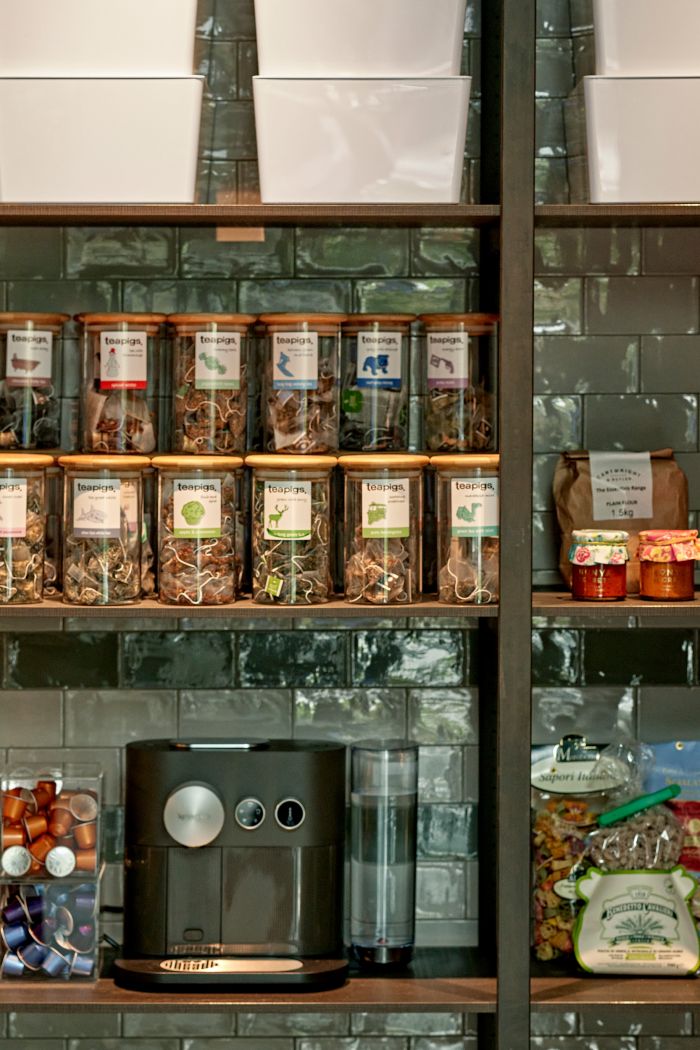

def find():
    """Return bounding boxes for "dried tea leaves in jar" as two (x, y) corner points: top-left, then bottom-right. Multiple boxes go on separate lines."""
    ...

(0, 315), (68, 450)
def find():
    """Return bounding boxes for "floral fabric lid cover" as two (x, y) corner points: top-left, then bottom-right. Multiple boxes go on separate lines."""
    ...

(569, 529), (630, 566)
(638, 529), (700, 562)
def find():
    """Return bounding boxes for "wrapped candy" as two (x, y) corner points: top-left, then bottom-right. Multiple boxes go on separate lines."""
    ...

(169, 313), (255, 454)
(339, 454), (427, 605)
(433, 454), (499, 605)
(260, 314), (344, 453)
(153, 455), (242, 606)
(247, 454), (334, 605)
(0, 454), (53, 604)
(0, 313), (69, 449)
(78, 313), (165, 454)
(59, 455), (149, 605)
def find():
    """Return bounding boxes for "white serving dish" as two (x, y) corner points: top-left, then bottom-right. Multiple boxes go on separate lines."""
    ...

(584, 76), (700, 203)
(0, 0), (197, 75)
(594, 0), (700, 76)
(0, 78), (203, 203)
(253, 77), (471, 204)
(254, 0), (467, 76)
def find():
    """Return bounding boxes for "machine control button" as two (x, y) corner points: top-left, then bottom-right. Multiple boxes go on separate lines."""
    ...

(275, 798), (306, 830)
(163, 783), (225, 848)
(234, 797), (266, 830)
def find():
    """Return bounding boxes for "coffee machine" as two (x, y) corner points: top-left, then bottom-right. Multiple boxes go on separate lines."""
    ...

(114, 739), (348, 989)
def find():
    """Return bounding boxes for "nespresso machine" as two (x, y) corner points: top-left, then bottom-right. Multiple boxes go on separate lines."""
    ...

(114, 739), (348, 989)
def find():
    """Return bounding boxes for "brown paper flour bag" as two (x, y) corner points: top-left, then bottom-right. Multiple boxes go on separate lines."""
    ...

(553, 449), (688, 592)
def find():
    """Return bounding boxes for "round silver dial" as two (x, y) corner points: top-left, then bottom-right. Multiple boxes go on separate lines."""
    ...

(163, 783), (225, 848)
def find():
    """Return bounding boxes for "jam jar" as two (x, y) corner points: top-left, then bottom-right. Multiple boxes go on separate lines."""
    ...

(569, 529), (629, 601)
(638, 529), (699, 601)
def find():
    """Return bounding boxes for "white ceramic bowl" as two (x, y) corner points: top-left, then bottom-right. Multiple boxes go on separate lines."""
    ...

(0, 0), (197, 75)
(254, 0), (467, 76)
(594, 0), (700, 75)
(585, 76), (700, 203)
(0, 78), (204, 203)
(253, 77), (471, 204)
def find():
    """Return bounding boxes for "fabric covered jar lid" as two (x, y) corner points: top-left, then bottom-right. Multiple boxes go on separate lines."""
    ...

(569, 529), (629, 566)
(571, 529), (629, 544)
(638, 529), (700, 562)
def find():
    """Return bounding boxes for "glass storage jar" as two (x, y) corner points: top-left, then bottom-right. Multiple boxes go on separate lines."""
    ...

(638, 529), (699, 601)
(340, 314), (414, 451)
(339, 454), (428, 605)
(59, 454), (150, 605)
(153, 455), (242, 606)
(421, 313), (497, 452)
(0, 313), (69, 449)
(78, 313), (165, 454)
(432, 454), (499, 604)
(260, 313), (345, 453)
(247, 454), (335, 605)
(169, 313), (256, 454)
(0, 453), (53, 605)
(569, 529), (629, 601)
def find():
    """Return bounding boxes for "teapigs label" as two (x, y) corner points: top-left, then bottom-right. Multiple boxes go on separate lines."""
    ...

(361, 478), (409, 538)
(589, 451), (653, 521)
(173, 478), (222, 539)
(0, 479), (27, 537)
(6, 331), (53, 388)
(428, 332), (470, 389)
(263, 481), (311, 540)
(356, 331), (402, 390)
(450, 478), (499, 537)
(272, 332), (318, 390)
(99, 331), (148, 391)
(73, 478), (121, 538)
(195, 332), (241, 390)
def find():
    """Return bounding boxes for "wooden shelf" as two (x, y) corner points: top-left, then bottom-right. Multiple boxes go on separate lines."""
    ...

(0, 596), (497, 620)
(3, 952), (496, 1013)
(532, 976), (700, 1010)
(0, 203), (500, 228)
(533, 590), (700, 623)
(536, 203), (700, 227)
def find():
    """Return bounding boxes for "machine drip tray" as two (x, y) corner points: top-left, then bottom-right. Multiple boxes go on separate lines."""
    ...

(113, 956), (349, 990)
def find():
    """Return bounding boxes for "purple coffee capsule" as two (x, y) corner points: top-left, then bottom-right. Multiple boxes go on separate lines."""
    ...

(1, 922), (29, 951)
(72, 891), (96, 921)
(18, 940), (47, 970)
(41, 946), (70, 978)
(1, 951), (25, 977)
(29, 918), (57, 945)
(1, 898), (25, 925)
(70, 950), (95, 978)
(22, 896), (45, 923)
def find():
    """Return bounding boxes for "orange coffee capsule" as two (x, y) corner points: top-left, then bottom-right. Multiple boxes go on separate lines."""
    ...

(32, 787), (52, 811)
(28, 833), (56, 863)
(24, 813), (48, 841)
(48, 809), (74, 837)
(2, 824), (25, 848)
(73, 822), (97, 849)
(75, 848), (96, 872)
(36, 780), (57, 803)
(3, 793), (27, 822)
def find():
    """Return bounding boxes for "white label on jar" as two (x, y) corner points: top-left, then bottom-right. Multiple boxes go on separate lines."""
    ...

(0, 479), (27, 538)
(121, 479), (139, 535)
(195, 332), (240, 390)
(263, 480), (311, 540)
(361, 478), (410, 538)
(6, 330), (53, 388)
(589, 451), (653, 521)
(272, 332), (318, 390)
(73, 478), (121, 538)
(427, 332), (470, 389)
(99, 331), (148, 391)
(451, 478), (499, 537)
(356, 331), (402, 390)
(173, 478), (222, 539)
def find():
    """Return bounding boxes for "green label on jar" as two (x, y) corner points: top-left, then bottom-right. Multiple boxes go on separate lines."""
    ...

(451, 478), (499, 538)
(361, 478), (410, 538)
(173, 479), (222, 539)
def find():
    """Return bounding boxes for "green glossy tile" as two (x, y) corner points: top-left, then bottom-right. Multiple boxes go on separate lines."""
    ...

(296, 228), (409, 278)
(181, 227), (293, 278)
(533, 394), (582, 452)
(238, 632), (346, 687)
(408, 688), (477, 744)
(585, 276), (700, 335)
(213, 0), (256, 38)
(239, 279), (351, 313)
(419, 746), (463, 802)
(535, 335), (639, 394)
(237, 42), (257, 99)
(7, 280), (119, 315)
(238, 1016), (349, 1037)
(64, 690), (177, 748)
(351, 1014), (462, 1036)
(535, 229), (641, 276)
(207, 39), (239, 100)
(534, 157), (570, 205)
(123, 279), (236, 313)
(65, 227), (176, 278)
(0, 227), (62, 279)
(583, 630), (694, 686)
(198, 98), (217, 160)
(534, 278), (583, 335)
(582, 394), (698, 452)
(352, 630), (465, 687)
(123, 1016), (235, 1037)
(536, 38), (575, 99)
(211, 100), (257, 160)
(410, 229), (479, 277)
(6, 633), (118, 689)
(641, 335), (700, 393)
(102, 805), (124, 862)
(418, 804), (477, 859)
(122, 632), (232, 688)
(293, 689), (406, 742)
(354, 279), (467, 315)
(9, 1016), (120, 1038)
(196, 0), (216, 38)
(536, 99), (566, 158)
(532, 628), (580, 685)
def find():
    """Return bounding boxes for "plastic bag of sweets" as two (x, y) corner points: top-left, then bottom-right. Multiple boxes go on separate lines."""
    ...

(646, 741), (700, 921)
(573, 787), (700, 976)
(531, 735), (648, 964)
